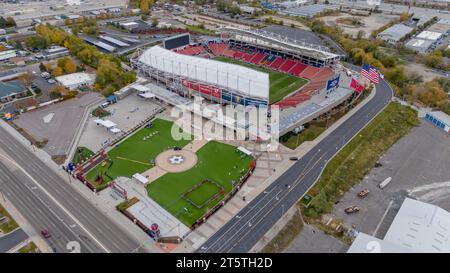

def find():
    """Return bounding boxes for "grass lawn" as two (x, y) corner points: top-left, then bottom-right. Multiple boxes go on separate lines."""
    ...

(184, 180), (223, 206)
(18, 242), (39, 253)
(214, 56), (308, 104)
(0, 204), (19, 234)
(281, 124), (327, 150)
(86, 118), (192, 188)
(303, 102), (418, 218)
(146, 140), (253, 226)
(72, 147), (94, 165)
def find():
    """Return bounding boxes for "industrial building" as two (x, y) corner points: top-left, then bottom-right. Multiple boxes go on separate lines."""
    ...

(42, 45), (69, 59)
(427, 19), (450, 35)
(83, 37), (116, 53)
(348, 198), (450, 253)
(425, 111), (450, 134)
(55, 72), (96, 90)
(377, 24), (414, 44)
(280, 4), (339, 18)
(0, 50), (17, 61)
(405, 38), (434, 53)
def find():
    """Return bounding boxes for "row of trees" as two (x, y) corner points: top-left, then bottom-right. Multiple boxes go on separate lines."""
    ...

(216, 0), (242, 17)
(40, 57), (78, 77)
(35, 24), (136, 95)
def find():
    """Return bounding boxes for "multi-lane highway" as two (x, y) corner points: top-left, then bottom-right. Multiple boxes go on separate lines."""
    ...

(197, 79), (393, 253)
(0, 127), (144, 253)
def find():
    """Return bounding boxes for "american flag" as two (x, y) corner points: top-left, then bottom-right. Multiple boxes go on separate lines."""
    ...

(361, 63), (380, 84)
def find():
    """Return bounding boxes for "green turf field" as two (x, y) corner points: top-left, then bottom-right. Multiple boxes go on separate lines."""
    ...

(86, 118), (192, 188)
(72, 147), (94, 165)
(146, 140), (253, 226)
(214, 56), (308, 104)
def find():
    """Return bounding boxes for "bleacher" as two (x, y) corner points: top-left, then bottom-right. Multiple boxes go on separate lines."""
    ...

(269, 57), (285, 70)
(289, 62), (307, 77)
(298, 66), (321, 79)
(249, 53), (265, 64)
(279, 59), (297, 73)
(242, 53), (256, 62)
(208, 43), (228, 55)
(177, 45), (206, 56)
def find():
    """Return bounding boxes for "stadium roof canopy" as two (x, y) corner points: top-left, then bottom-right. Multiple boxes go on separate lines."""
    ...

(138, 46), (269, 100)
(222, 27), (339, 61)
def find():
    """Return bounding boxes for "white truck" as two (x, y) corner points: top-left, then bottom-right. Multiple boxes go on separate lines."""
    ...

(379, 177), (392, 189)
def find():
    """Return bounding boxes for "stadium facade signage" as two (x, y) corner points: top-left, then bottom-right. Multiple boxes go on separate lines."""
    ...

(326, 74), (340, 93)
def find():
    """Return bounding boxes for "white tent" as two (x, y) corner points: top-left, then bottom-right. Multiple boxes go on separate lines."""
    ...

(138, 92), (156, 99)
(138, 45), (269, 101)
(237, 146), (252, 156)
(94, 119), (117, 129)
(132, 173), (149, 184)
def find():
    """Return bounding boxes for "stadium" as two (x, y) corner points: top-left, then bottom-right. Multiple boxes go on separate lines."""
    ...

(131, 27), (353, 135)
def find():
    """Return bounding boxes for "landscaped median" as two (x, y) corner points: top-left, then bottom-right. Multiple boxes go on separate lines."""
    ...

(0, 204), (19, 235)
(260, 102), (418, 252)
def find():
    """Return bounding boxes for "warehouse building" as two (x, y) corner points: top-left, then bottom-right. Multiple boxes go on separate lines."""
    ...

(348, 198), (450, 253)
(0, 50), (17, 61)
(55, 72), (96, 90)
(425, 111), (450, 134)
(427, 19), (450, 35)
(377, 24), (414, 44)
(42, 46), (69, 59)
(405, 38), (434, 53)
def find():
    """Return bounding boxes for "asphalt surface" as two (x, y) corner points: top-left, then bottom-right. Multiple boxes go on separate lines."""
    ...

(0, 228), (28, 253)
(197, 77), (393, 253)
(0, 127), (143, 253)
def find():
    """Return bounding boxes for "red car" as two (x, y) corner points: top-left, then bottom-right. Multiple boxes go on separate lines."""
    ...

(41, 229), (51, 239)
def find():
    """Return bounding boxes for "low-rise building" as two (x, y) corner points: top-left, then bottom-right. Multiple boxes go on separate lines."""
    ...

(0, 50), (17, 61)
(0, 80), (28, 103)
(348, 198), (450, 253)
(425, 111), (450, 134)
(55, 72), (96, 90)
(42, 46), (69, 59)
(377, 24), (414, 44)
(405, 38), (434, 53)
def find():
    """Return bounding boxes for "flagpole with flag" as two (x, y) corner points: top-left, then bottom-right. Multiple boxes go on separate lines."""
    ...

(361, 63), (380, 84)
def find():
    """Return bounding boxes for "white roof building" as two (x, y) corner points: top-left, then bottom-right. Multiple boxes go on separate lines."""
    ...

(56, 72), (96, 90)
(416, 31), (443, 42)
(348, 198), (450, 253)
(0, 50), (17, 61)
(138, 46), (269, 101)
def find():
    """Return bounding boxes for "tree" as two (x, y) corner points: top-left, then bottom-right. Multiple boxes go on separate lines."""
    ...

(64, 59), (77, 74)
(18, 72), (33, 87)
(52, 67), (63, 77)
(151, 17), (159, 28)
(25, 36), (49, 49)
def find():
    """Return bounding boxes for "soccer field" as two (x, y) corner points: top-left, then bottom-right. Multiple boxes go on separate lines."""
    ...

(214, 56), (308, 104)
(146, 140), (253, 227)
(85, 118), (191, 188)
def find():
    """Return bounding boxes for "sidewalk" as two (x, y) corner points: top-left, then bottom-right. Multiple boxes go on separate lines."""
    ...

(0, 196), (51, 253)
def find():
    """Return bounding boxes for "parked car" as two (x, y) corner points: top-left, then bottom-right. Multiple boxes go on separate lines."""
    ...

(289, 156), (299, 161)
(357, 189), (370, 198)
(41, 229), (51, 239)
(47, 79), (56, 84)
(344, 206), (360, 214)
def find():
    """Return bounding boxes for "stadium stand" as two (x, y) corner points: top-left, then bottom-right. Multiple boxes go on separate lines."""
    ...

(269, 57), (285, 70)
(289, 62), (307, 76)
(279, 59), (297, 73)
(177, 45), (205, 55)
(249, 53), (265, 64)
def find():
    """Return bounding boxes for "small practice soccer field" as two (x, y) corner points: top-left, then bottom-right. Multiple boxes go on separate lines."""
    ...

(214, 56), (308, 104)
(85, 118), (191, 188)
(146, 140), (253, 227)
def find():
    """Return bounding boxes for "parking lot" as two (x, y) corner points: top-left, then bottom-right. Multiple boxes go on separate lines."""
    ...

(13, 92), (103, 158)
(332, 120), (450, 238)
(77, 93), (163, 153)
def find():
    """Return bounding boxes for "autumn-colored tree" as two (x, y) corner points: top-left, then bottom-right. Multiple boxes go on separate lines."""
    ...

(52, 67), (63, 77)
(64, 59), (77, 74)
(18, 72), (33, 87)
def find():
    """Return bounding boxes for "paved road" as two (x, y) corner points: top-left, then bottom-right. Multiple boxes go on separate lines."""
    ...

(197, 77), (393, 253)
(0, 228), (28, 253)
(0, 128), (144, 253)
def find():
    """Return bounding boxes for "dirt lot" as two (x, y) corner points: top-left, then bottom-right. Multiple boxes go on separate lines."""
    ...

(321, 13), (400, 38)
